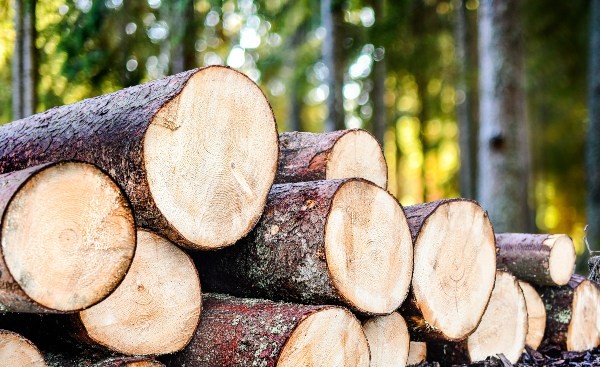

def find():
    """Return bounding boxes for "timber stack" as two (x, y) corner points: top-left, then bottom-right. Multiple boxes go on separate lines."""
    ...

(0, 67), (597, 367)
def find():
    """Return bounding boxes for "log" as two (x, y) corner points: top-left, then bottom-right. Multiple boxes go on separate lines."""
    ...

(0, 66), (279, 250)
(0, 329), (46, 366)
(74, 230), (201, 355)
(45, 353), (164, 367)
(400, 199), (496, 341)
(519, 280), (546, 350)
(195, 178), (413, 315)
(588, 255), (600, 282)
(276, 129), (387, 188)
(407, 341), (427, 366)
(427, 271), (528, 365)
(362, 312), (410, 367)
(160, 293), (370, 367)
(496, 233), (575, 286)
(0, 161), (135, 313)
(537, 274), (600, 351)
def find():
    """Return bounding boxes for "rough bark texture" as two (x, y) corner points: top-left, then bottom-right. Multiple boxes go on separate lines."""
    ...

(496, 233), (574, 286)
(195, 180), (349, 310)
(477, 0), (531, 232)
(590, 256), (600, 283)
(161, 294), (340, 367)
(45, 353), (164, 367)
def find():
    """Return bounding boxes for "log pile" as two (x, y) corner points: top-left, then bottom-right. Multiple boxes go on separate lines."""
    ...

(0, 67), (596, 367)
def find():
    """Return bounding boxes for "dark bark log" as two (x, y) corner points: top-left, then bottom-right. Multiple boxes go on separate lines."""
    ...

(276, 129), (387, 188)
(0, 161), (135, 313)
(160, 293), (369, 367)
(0, 66), (278, 250)
(496, 233), (575, 286)
(195, 178), (412, 315)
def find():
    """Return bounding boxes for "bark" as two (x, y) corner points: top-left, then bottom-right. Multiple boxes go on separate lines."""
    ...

(160, 293), (368, 367)
(589, 255), (600, 282)
(496, 233), (575, 286)
(12, 0), (37, 119)
(587, 0), (600, 254)
(45, 353), (164, 367)
(477, 0), (531, 232)
(321, 0), (345, 132)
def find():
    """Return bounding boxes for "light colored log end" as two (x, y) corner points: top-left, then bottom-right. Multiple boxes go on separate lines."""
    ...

(467, 271), (528, 364)
(80, 230), (201, 355)
(277, 308), (370, 367)
(0, 329), (46, 367)
(406, 341), (427, 366)
(566, 279), (600, 351)
(325, 180), (413, 314)
(363, 312), (410, 367)
(547, 234), (576, 286)
(144, 65), (278, 250)
(326, 129), (387, 189)
(518, 281), (546, 350)
(1, 162), (135, 312)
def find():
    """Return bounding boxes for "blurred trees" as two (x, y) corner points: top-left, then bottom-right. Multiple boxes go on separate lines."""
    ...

(11, 0), (37, 119)
(587, 0), (600, 255)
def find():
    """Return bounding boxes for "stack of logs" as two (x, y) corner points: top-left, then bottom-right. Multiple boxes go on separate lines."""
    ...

(0, 66), (597, 367)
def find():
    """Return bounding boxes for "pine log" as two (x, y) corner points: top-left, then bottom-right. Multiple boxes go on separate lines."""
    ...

(0, 66), (278, 250)
(0, 161), (135, 313)
(0, 329), (46, 366)
(276, 129), (388, 188)
(427, 271), (528, 365)
(73, 230), (201, 355)
(519, 280), (546, 350)
(400, 199), (496, 341)
(161, 293), (370, 367)
(363, 312), (410, 367)
(537, 274), (600, 351)
(195, 178), (413, 315)
(496, 233), (575, 286)
(406, 341), (427, 366)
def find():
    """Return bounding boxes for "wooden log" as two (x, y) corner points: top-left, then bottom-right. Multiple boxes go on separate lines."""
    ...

(400, 199), (496, 341)
(276, 129), (388, 188)
(427, 271), (528, 365)
(406, 341), (427, 366)
(363, 312), (410, 367)
(0, 66), (278, 250)
(537, 274), (600, 351)
(0, 329), (46, 366)
(73, 230), (201, 355)
(160, 293), (370, 367)
(45, 353), (164, 367)
(195, 178), (413, 315)
(0, 161), (135, 313)
(588, 255), (600, 283)
(519, 280), (546, 350)
(496, 233), (575, 286)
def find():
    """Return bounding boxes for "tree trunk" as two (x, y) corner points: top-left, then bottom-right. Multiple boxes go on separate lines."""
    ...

(163, 0), (196, 75)
(362, 312), (410, 367)
(369, 0), (386, 145)
(428, 271), (528, 365)
(407, 341), (427, 366)
(0, 161), (135, 313)
(0, 329), (45, 366)
(321, 0), (345, 132)
(400, 199), (496, 341)
(12, 0), (37, 120)
(73, 230), (201, 356)
(195, 179), (413, 315)
(519, 280), (546, 350)
(277, 129), (388, 188)
(0, 66), (279, 250)
(587, 0), (600, 255)
(496, 233), (576, 286)
(477, 0), (530, 232)
(537, 275), (600, 352)
(160, 293), (370, 367)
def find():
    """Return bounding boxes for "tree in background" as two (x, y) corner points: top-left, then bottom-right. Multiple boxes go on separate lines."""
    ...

(321, 0), (345, 131)
(477, 0), (530, 232)
(587, 0), (600, 254)
(12, 0), (36, 119)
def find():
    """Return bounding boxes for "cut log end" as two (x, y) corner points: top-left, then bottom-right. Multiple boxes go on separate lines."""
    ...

(325, 130), (387, 189)
(1, 162), (135, 312)
(144, 66), (278, 250)
(519, 281), (546, 350)
(325, 180), (412, 314)
(411, 199), (496, 339)
(79, 230), (201, 355)
(567, 279), (600, 351)
(277, 308), (369, 367)
(0, 330), (46, 366)
(362, 312), (410, 367)
(407, 341), (427, 366)
(548, 235), (576, 286)
(467, 271), (528, 364)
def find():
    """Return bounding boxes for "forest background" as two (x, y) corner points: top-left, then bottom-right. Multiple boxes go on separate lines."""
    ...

(1, 0), (598, 272)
